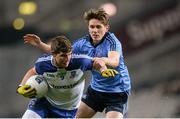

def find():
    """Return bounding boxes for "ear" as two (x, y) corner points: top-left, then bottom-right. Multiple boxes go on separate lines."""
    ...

(106, 25), (110, 31)
(52, 53), (57, 57)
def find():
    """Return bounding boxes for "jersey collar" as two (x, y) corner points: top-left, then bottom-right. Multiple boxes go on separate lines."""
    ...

(88, 32), (109, 47)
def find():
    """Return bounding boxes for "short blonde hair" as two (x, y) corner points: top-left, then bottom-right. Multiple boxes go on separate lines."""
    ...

(84, 8), (109, 25)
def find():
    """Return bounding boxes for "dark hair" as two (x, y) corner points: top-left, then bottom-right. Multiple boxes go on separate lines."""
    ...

(51, 35), (72, 54)
(84, 8), (109, 25)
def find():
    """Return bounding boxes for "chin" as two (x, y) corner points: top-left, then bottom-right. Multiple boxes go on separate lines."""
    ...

(64, 63), (69, 67)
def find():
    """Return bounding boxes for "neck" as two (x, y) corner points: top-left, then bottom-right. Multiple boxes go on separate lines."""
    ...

(52, 58), (61, 68)
(93, 41), (98, 45)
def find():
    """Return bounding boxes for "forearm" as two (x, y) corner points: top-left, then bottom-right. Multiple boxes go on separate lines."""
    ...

(101, 57), (119, 67)
(93, 58), (107, 73)
(37, 42), (51, 53)
(97, 63), (107, 73)
(93, 59), (119, 78)
(23, 34), (51, 53)
(19, 67), (37, 86)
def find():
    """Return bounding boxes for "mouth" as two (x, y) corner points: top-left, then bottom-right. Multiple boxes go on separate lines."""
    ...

(92, 34), (99, 38)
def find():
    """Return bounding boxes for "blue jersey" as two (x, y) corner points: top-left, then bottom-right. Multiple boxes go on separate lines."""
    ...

(73, 32), (131, 93)
(34, 54), (93, 110)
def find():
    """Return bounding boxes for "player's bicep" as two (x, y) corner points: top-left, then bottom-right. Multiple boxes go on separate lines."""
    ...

(108, 51), (120, 61)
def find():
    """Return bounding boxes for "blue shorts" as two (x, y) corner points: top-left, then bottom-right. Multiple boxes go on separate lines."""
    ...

(82, 86), (129, 115)
(27, 98), (77, 118)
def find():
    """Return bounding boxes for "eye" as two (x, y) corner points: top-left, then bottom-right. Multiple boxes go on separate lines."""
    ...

(96, 25), (102, 29)
(89, 25), (95, 29)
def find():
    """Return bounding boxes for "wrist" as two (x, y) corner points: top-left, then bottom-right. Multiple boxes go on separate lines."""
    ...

(38, 41), (43, 47)
(18, 84), (23, 87)
(102, 57), (108, 64)
(99, 66), (106, 73)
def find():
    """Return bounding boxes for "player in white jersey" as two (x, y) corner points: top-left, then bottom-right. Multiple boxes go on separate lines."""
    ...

(17, 35), (118, 118)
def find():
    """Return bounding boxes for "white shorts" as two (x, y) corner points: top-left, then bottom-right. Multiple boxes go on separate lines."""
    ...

(22, 110), (41, 118)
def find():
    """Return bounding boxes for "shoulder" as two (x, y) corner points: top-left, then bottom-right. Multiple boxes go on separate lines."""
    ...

(106, 32), (120, 43)
(72, 35), (91, 53)
(105, 32), (122, 48)
(35, 54), (57, 74)
(36, 53), (52, 63)
(73, 34), (90, 45)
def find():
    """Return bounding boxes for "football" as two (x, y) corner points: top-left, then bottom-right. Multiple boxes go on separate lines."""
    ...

(25, 75), (48, 98)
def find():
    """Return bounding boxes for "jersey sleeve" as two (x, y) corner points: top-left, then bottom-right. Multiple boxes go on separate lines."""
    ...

(35, 61), (46, 75)
(80, 57), (93, 71)
(71, 54), (93, 71)
(107, 33), (122, 53)
(72, 40), (81, 54)
(34, 54), (56, 75)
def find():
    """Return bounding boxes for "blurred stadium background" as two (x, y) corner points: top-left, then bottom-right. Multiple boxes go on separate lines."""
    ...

(0, 0), (179, 118)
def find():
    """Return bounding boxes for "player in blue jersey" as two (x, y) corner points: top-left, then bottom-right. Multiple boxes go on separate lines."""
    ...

(23, 8), (131, 118)
(75, 8), (131, 119)
(17, 35), (118, 118)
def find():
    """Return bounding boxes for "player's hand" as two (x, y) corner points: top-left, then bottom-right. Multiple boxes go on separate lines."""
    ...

(101, 69), (119, 78)
(17, 85), (36, 98)
(23, 34), (41, 47)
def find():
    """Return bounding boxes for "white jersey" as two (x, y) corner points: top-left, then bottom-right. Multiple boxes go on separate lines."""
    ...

(35, 54), (93, 110)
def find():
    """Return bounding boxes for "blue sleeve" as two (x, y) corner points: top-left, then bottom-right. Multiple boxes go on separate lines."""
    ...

(71, 55), (93, 71)
(72, 40), (81, 54)
(80, 58), (93, 71)
(35, 61), (48, 75)
(72, 36), (88, 54)
(107, 33), (122, 53)
(34, 55), (57, 75)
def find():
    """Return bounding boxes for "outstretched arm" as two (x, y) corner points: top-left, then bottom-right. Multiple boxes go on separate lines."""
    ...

(23, 34), (51, 53)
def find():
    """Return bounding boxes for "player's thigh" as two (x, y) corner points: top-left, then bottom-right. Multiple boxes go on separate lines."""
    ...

(76, 101), (96, 118)
(22, 109), (41, 118)
(105, 91), (129, 117)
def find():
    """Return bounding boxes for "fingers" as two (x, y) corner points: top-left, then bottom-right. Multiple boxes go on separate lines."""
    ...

(23, 34), (39, 41)
(113, 69), (119, 75)
(102, 73), (109, 78)
(24, 89), (36, 98)
(102, 70), (111, 78)
(17, 85), (31, 94)
(24, 87), (35, 94)
(110, 70), (115, 76)
(17, 85), (37, 98)
(23, 34), (41, 46)
(24, 34), (37, 38)
(101, 69), (119, 78)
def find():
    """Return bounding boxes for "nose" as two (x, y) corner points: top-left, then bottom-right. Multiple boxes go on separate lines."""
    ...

(63, 56), (68, 61)
(92, 28), (98, 33)
(64, 55), (71, 61)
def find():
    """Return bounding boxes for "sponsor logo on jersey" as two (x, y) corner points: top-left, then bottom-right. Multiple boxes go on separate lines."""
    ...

(49, 79), (81, 89)
(35, 76), (44, 84)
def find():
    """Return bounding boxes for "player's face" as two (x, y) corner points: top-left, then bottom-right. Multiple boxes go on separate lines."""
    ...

(53, 51), (72, 68)
(88, 19), (109, 45)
